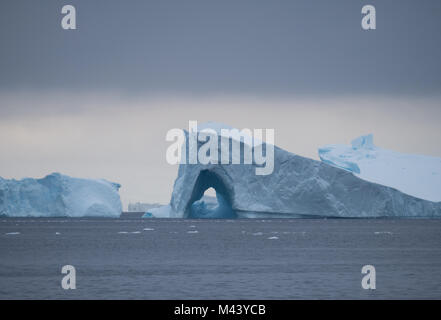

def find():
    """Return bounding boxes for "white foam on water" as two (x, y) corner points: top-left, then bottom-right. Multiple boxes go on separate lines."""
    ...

(5, 232), (20, 235)
(187, 230), (199, 234)
(143, 228), (155, 231)
(267, 236), (279, 240)
(374, 231), (393, 235)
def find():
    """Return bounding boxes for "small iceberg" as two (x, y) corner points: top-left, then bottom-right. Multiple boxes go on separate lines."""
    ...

(142, 212), (154, 218)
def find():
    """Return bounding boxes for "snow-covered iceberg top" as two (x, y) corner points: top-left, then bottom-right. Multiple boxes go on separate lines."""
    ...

(319, 134), (441, 202)
(194, 121), (264, 146)
(0, 173), (122, 217)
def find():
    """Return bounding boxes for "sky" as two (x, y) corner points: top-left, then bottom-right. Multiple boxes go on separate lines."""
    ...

(0, 0), (440, 208)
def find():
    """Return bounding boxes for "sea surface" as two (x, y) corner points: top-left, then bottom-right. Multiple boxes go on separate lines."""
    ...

(0, 217), (440, 299)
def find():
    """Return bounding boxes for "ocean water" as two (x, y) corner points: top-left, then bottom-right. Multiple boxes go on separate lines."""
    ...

(0, 218), (440, 299)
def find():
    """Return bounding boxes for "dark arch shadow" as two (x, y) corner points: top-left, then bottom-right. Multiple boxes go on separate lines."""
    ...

(184, 170), (236, 219)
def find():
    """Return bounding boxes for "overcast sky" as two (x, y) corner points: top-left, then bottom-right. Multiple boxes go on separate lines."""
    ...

(1, 0), (441, 95)
(0, 1), (440, 207)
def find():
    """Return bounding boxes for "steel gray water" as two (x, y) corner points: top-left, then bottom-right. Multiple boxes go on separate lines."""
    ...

(0, 218), (440, 299)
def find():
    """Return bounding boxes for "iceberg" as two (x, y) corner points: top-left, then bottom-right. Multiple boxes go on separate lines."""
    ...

(145, 204), (174, 218)
(154, 123), (441, 218)
(142, 212), (154, 218)
(0, 173), (122, 217)
(188, 192), (236, 219)
(319, 134), (441, 202)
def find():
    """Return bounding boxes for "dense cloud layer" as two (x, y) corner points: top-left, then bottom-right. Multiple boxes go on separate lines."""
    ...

(1, 1), (440, 95)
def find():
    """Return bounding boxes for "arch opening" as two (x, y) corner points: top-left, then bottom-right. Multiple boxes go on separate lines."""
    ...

(185, 170), (236, 219)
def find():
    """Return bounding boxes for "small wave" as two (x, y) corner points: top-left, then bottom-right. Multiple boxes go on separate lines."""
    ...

(5, 232), (20, 235)
(267, 236), (279, 240)
(143, 228), (155, 231)
(187, 230), (199, 234)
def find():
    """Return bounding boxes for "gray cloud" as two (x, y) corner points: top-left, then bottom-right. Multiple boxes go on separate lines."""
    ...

(1, 0), (440, 95)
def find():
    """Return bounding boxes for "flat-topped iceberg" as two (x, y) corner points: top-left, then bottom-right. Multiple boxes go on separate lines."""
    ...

(319, 134), (441, 202)
(151, 123), (441, 218)
(0, 173), (122, 217)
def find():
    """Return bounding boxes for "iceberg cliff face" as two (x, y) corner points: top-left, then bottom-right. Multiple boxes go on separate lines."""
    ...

(0, 173), (122, 217)
(319, 135), (441, 202)
(157, 125), (441, 218)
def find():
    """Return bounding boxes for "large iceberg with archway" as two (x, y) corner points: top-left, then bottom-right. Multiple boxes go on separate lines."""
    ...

(149, 123), (441, 218)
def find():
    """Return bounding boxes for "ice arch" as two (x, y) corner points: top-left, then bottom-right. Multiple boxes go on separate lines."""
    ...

(185, 170), (236, 218)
